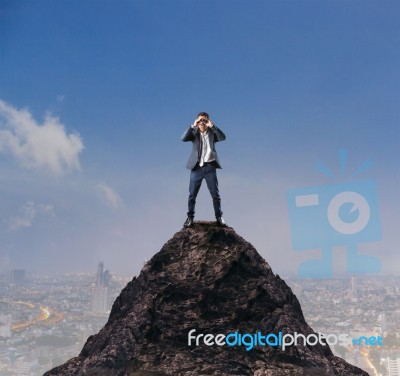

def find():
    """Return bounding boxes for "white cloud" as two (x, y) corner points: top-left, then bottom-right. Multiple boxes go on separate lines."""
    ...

(0, 99), (84, 175)
(56, 95), (65, 103)
(8, 201), (55, 231)
(96, 182), (123, 209)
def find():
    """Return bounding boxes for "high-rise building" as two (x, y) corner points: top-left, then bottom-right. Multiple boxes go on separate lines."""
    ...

(90, 286), (109, 313)
(96, 262), (104, 286)
(377, 313), (387, 334)
(10, 269), (25, 285)
(90, 262), (110, 314)
(0, 314), (12, 338)
(350, 275), (357, 300)
(387, 357), (400, 376)
(103, 269), (110, 286)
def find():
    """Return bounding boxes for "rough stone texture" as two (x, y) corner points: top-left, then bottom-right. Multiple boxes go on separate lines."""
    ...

(45, 222), (369, 376)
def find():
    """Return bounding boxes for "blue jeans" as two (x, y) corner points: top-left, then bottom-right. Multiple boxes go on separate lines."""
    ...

(187, 162), (223, 219)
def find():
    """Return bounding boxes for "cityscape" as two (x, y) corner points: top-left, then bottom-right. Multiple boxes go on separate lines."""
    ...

(286, 275), (400, 376)
(0, 264), (399, 376)
(0, 263), (131, 375)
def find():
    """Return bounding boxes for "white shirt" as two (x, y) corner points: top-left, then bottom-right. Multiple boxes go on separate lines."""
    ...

(199, 129), (215, 167)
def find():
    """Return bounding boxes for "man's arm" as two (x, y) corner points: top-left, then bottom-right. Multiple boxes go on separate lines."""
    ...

(181, 125), (198, 142)
(208, 124), (226, 142)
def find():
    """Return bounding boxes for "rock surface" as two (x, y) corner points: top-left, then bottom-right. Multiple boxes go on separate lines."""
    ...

(45, 222), (369, 376)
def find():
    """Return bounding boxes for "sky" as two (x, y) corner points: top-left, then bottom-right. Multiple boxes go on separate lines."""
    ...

(0, 0), (399, 277)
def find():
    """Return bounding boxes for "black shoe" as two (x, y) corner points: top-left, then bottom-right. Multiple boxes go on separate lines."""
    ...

(216, 217), (226, 227)
(183, 217), (194, 228)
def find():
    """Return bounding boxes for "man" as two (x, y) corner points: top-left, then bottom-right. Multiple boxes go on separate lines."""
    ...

(181, 112), (226, 228)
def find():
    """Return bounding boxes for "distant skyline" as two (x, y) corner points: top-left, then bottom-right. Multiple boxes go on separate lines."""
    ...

(0, 0), (399, 277)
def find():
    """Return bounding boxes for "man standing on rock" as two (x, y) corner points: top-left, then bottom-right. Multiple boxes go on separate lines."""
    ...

(181, 112), (227, 228)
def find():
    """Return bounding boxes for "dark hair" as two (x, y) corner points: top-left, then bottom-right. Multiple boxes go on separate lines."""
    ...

(197, 112), (209, 119)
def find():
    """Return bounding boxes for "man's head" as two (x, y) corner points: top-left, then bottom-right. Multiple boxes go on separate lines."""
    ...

(197, 112), (209, 119)
(196, 112), (210, 133)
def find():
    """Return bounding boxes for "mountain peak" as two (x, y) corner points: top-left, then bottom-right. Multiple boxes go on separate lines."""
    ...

(46, 222), (367, 375)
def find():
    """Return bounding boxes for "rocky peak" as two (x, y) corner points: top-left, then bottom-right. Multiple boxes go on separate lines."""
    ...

(45, 222), (368, 376)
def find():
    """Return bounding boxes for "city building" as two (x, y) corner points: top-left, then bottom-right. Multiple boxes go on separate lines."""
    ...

(90, 263), (110, 314)
(10, 270), (25, 286)
(0, 314), (12, 338)
(387, 357), (400, 376)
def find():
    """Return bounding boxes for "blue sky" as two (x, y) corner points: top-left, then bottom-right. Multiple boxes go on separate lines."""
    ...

(0, 0), (399, 276)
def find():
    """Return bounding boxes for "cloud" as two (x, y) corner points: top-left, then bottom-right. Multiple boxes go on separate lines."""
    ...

(0, 99), (84, 175)
(96, 183), (123, 209)
(8, 201), (55, 231)
(56, 94), (65, 103)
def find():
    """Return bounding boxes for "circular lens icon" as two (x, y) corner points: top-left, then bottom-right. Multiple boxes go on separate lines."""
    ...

(327, 191), (371, 235)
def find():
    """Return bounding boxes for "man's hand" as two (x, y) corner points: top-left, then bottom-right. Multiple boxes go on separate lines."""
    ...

(191, 116), (213, 129)
(191, 117), (201, 128)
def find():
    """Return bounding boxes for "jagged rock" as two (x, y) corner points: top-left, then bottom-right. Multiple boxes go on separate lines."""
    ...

(45, 222), (368, 376)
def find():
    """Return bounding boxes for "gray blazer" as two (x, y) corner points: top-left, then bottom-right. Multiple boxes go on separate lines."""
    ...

(181, 125), (226, 170)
